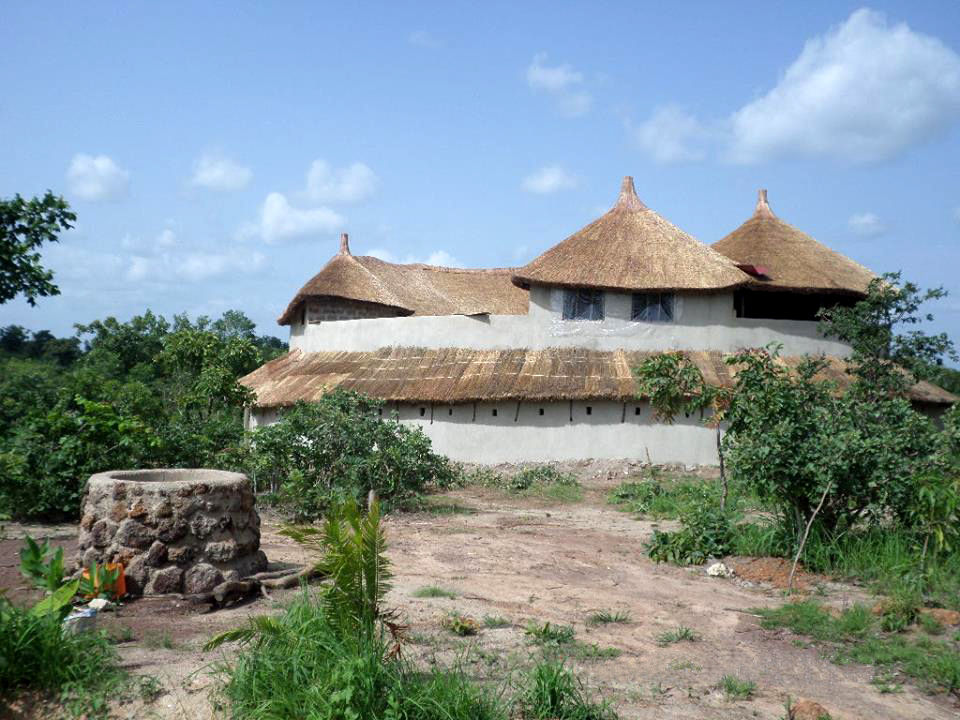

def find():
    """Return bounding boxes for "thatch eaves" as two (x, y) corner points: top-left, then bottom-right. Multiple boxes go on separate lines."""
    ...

(712, 190), (877, 295)
(512, 177), (751, 294)
(241, 347), (956, 408)
(278, 233), (529, 325)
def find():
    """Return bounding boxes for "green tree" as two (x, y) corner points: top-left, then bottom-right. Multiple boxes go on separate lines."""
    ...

(0, 192), (75, 305)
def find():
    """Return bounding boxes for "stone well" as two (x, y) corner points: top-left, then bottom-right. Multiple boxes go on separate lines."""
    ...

(77, 469), (267, 596)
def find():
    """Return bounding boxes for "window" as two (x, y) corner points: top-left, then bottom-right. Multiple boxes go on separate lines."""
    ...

(632, 292), (674, 323)
(586, 406), (593, 415)
(492, 408), (498, 417)
(562, 288), (604, 321)
(419, 407), (426, 417)
(538, 408), (544, 416)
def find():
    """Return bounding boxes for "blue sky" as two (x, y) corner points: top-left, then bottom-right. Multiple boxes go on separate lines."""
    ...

(2, 1), (960, 346)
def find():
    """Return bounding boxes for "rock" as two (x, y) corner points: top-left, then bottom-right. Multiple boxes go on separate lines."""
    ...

(156, 517), (188, 543)
(80, 513), (96, 531)
(127, 500), (149, 519)
(190, 514), (219, 539)
(145, 541), (168, 567)
(145, 566), (183, 594)
(788, 699), (832, 720)
(919, 607), (960, 626)
(153, 498), (173, 518)
(81, 547), (100, 569)
(109, 501), (128, 522)
(90, 519), (117, 548)
(706, 562), (734, 578)
(124, 555), (150, 595)
(184, 563), (223, 595)
(205, 539), (239, 562)
(111, 482), (127, 500)
(167, 545), (194, 564)
(116, 519), (155, 549)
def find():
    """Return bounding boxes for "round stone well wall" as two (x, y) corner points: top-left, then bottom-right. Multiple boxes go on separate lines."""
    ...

(77, 469), (267, 596)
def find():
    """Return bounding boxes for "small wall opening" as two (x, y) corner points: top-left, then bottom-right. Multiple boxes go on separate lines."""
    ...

(419, 407), (426, 417)
(586, 406), (593, 415)
(492, 408), (498, 417)
(538, 408), (544, 416)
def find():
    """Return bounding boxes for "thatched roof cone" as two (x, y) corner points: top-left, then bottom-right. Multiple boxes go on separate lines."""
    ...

(712, 190), (876, 295)
(512, 176), (750, 293)
(278, 236), (528, 325)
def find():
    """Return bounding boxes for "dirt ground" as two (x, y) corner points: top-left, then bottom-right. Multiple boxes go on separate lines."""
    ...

(2, 468), (958, 720)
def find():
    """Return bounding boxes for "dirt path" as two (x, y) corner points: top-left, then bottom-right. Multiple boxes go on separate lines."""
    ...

(3, 478), (957, 719)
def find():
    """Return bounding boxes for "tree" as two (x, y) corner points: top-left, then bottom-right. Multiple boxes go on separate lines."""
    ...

(0, 192), (75, 305)
(818, 272), (956, 398)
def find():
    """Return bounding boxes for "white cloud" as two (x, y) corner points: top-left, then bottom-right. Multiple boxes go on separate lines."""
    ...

(848, 212), (886, 237)
(66, 154), (129, 201)
(304, 160), (378, 204)
(260, 192), (344, 243)
(521, 165), (577, 194)
(727, 9), (960, 164)
(365, 247), (464, 268)
(189, 153), (252, 191)
(175, 250), (266, 281)
(526, 53), (593, 117)
(125, 256), (154, 282)
(155, 228), (177, 247)
(408, 30), (440, 48)
(631, 105), (711, 164)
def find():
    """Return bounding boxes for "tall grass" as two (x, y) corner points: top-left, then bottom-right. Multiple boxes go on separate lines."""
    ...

(732, 523), (960, 611)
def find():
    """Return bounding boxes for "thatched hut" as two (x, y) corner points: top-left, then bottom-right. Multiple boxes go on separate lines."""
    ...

(240, 178), (953, 465)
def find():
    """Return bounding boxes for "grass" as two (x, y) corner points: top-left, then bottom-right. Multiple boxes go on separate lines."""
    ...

(463, 465), (583, 503)
(586, 609), (631, 626)
(520, 660), (617, 720)
(444, 613), (480, 637)
(412, 585), (458, 599)
(755, 600), (960, 694)
(570, 643), (622, 661)
(483, 615), (511, 629)
(144, 630), (176, 650)
(0, 596), (139, 718)
(655, 625), (700, 646)
(525, 621), (576, 646)
(213, 592), (619, 720)
(717, 674), (756, 700)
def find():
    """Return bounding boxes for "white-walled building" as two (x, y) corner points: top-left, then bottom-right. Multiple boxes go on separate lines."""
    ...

(241, 178), (952, 465)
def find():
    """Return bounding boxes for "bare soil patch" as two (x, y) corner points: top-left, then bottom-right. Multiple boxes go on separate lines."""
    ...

(3, 472), (957, 719)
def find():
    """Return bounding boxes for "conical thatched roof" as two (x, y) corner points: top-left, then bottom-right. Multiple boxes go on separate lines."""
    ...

(278, 234), (528, 325)
(512, 177), (750, 293)
(712, 190), (876, 295)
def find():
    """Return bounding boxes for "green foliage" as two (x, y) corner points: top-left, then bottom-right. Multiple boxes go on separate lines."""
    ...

(0, 309), (285, 521)
(646, 499), (733, 565)
(518, 660), (617, 720)
(412, 585), (458, 599)
(655, 625), (700, 646)
(0, 191), (75, 306)
(244, 393), (456, 519)
(525, 621), (576, 646)
(483, 615), (511, 628)
(632, 352), (724, 424)
(756, 601), (960, 694)
(717, 674), (755, 700)
(0, 594), (128, 715)
(464, 464), (582, 502)
(443, 612), (480, 636)
(19, 535), (65, 593)
(77, 563), (122, 601)
(586, 610), (630, 626)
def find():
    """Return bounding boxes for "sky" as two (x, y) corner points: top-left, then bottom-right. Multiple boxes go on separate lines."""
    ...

(2, 1), (960, 347)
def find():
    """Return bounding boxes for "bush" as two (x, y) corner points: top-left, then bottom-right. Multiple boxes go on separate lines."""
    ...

(245, 392), (457, 520)
(0, 596), (128, 714)
(518, 660), (616, 720)
(646, 499), (733, 565)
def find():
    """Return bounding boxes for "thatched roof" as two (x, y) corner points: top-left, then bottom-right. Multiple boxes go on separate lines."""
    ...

(278, 234), (529, 325)
(241, 347), (955, 408)
(712, 190), (876, 295)
(512, 177), (751, 293)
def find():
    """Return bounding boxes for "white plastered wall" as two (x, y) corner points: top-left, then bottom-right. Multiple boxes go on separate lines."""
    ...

(250, 400), (719, 465)
(289, 287), (851, 357)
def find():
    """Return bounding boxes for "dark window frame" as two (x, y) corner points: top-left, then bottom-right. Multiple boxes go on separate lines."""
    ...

(632, 292), (675, 323)
(562, 288), (605, 321)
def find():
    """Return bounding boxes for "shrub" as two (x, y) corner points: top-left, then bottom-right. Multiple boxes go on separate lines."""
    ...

(245, 392), (457, 520)
(646, 500), (732, 565)
(525, 621), (576, 646)
(518, 660), (616, 720)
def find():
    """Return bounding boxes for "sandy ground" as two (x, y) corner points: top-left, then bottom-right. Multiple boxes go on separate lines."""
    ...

(2, 471), (958, 720)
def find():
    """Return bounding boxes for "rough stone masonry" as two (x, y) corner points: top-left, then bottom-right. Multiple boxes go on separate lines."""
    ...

(76, 469), (267, 596)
